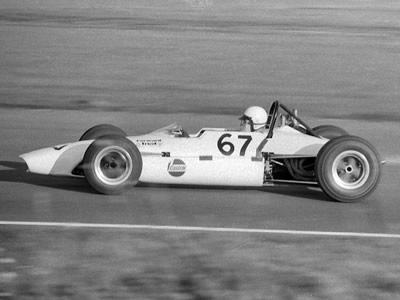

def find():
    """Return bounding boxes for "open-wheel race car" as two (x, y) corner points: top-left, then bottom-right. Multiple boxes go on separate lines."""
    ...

(20, 101), (384, 202)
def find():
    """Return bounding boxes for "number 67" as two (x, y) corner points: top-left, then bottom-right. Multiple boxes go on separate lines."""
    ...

(217, 134), (252, 156)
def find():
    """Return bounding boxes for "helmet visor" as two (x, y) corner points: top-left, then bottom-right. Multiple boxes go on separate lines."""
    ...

(239, 114), (252, 122)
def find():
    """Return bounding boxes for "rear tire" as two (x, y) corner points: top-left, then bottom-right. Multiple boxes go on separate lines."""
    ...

(79, 124), (126, 141)
(315, 136), (381, 203)
(312, 125), (348, 139)
(83, 135), (142, 194)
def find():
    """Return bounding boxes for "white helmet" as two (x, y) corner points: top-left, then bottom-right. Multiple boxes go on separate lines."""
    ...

(239, 106), (268, 131)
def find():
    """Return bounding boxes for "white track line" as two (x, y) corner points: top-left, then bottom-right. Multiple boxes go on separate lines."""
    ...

(1, 221), (400, 239)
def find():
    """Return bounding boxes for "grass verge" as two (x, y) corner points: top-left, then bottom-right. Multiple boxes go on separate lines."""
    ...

(1, 227), (400, 299)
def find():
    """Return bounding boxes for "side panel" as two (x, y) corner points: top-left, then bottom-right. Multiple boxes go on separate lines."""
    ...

(131, 130), (267, 159)
(264, 126), (328, 156)
(139, 155), (264, 186)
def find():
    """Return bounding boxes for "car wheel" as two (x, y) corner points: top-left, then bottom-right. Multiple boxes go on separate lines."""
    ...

(315, 136), (381, 203)
(79, 124), (126, 141)
(83, 135), (142, 194)
(312, 125), (348, 139)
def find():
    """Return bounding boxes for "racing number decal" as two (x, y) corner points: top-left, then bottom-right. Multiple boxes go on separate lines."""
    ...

(217, 134), (252, 156)
(217, 134), (234, 156)
(238, 135), (252, 156)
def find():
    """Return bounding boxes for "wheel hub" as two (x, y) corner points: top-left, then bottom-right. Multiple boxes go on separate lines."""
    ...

(345, 165), (353, 173)
(332, 150), (370, 189)
(94, 146), (133, 185)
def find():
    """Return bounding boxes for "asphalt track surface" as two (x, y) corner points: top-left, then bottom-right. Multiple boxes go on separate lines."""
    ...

(1, 1), (400, 235)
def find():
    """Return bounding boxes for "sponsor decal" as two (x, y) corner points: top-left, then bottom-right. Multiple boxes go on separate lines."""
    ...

(167, 159), (186, 177)
(136, 139), (162, 146)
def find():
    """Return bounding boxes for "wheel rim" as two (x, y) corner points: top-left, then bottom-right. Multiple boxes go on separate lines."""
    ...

(332, 150), (370, 190)
(94, 146), (133, 185)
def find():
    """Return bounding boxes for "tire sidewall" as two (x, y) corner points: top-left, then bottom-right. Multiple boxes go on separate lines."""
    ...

(316, 136), (381, 202)
(83, 135), (142, 194)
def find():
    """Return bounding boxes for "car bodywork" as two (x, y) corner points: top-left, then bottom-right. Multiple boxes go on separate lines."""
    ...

(20, 101), (382, 202)
(20, 102), (325, 185)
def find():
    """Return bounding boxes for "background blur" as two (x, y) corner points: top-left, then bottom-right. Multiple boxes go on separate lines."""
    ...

(1, 0), (399, 119)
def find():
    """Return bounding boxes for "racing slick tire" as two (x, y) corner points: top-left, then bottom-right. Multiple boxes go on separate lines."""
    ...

(312, 125), (348, 139)
(83, 135), (142, 195)
(79, 124), (126, 141)
(315, 136), (381, 203)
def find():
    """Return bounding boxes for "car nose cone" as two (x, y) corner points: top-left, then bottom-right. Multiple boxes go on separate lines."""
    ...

(19, 147), (61, 175)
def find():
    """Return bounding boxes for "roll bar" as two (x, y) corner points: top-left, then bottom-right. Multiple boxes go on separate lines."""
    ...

(266, 101), (319, 138)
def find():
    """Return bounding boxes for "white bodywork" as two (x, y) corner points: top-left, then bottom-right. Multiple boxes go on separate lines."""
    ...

(20, 124), (328, 187)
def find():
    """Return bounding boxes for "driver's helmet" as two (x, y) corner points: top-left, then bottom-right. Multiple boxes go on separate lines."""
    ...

(239, 106), (268, 132)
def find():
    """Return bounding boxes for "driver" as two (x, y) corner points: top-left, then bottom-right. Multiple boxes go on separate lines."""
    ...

(239, 106), (268, 132)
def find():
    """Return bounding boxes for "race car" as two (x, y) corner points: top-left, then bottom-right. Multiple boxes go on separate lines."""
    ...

(19, 101), (383, 203)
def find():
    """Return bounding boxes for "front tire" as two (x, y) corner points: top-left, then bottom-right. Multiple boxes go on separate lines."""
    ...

(83, 135), (142, 194)
(315, 136), (381, 203)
